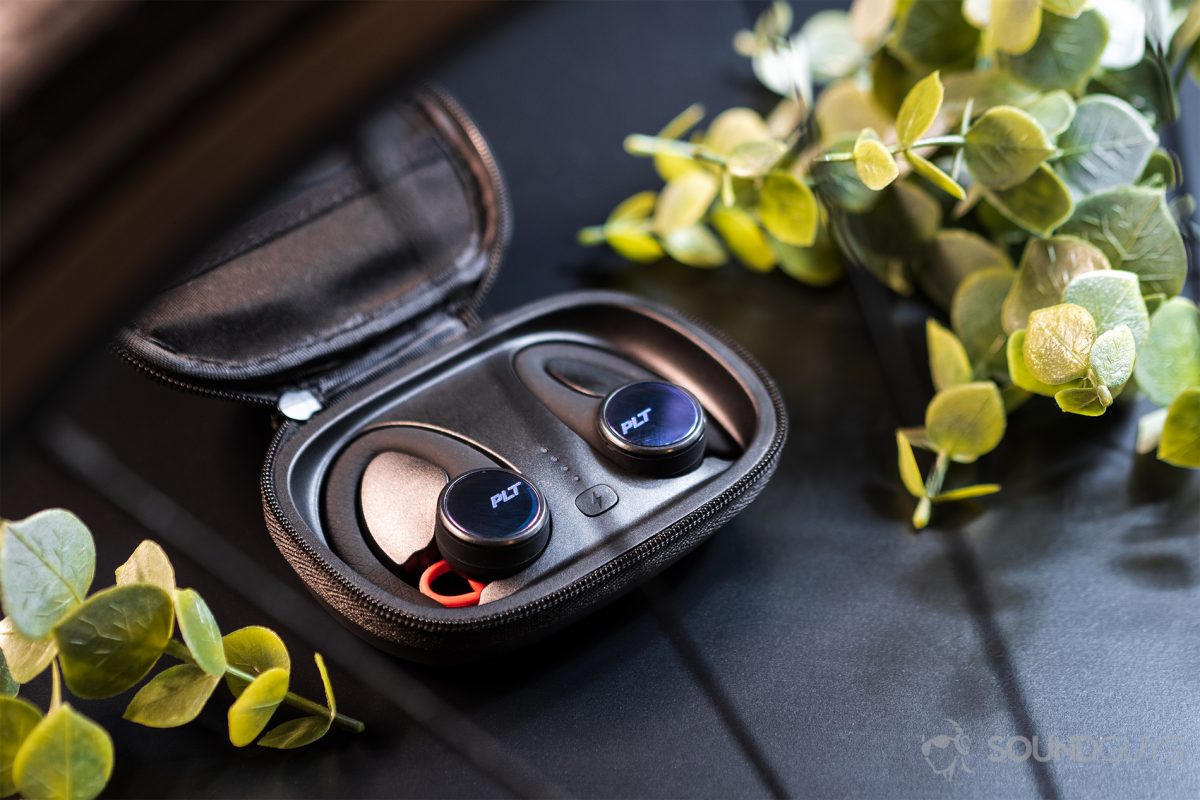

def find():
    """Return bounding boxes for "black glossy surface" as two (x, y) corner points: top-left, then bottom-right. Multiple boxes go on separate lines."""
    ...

(2, 2), (1198, 798)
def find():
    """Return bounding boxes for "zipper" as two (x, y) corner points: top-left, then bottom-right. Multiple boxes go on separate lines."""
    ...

(259, 315), (789, 634)
(419, 85), (512, 327)
(113, 346), (277, 407)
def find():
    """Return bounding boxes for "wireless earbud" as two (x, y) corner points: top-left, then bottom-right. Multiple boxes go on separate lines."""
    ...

(433, 468), (550, 581)
(597, 380), (706, 477)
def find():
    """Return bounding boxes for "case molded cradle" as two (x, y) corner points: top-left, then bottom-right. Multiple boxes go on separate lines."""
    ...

(116, 88), (787, 662)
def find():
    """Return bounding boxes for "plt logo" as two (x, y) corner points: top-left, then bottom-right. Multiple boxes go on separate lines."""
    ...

(489, 482), (521, 509)
(921, 719), (974, 782)
(620, 407), (652, 435)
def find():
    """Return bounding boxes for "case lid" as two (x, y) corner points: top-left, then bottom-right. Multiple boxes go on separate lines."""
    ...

(116, 88), (510, 417)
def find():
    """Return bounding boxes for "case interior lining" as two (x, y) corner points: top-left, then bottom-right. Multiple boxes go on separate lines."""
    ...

(118, 94), (496, 384)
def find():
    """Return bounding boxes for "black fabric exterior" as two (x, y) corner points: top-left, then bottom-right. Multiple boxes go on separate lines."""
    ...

(115, 89), (504, 393)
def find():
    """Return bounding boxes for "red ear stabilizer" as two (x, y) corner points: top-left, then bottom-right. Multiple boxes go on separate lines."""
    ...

(419, 559), (487, 608)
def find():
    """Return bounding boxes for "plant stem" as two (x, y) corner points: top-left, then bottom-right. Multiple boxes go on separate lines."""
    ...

(813, 134), (967, 163)
(924, 451), (951, 497)
(577, 225), (607, 245)
(165, 639), (364, 734)
(622, 134), (727, 166)
(50, 659), (62, 710)
(912, 451), (950, 530)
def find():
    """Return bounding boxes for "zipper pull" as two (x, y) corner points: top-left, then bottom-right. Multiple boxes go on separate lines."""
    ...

(278, 388), (323, 421)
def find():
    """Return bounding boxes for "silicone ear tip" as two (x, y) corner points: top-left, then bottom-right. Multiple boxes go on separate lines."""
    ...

(419, 559), (487, 608)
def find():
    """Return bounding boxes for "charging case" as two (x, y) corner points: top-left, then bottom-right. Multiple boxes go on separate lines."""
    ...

(116, 87), (787, 662)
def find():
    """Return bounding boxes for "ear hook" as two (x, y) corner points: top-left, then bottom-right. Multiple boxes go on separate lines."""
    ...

(419, 560), (487, 608)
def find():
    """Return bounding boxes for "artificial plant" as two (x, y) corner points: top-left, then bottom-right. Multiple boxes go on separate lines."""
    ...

(0, 509), (363, 800)
(579, 0), (1200, 528)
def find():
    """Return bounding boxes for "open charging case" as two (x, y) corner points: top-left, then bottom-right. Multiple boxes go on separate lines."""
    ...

(116, 88), (788, 663)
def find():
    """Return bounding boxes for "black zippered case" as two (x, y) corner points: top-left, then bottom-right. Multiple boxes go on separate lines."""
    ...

(116, 87), (788, 662)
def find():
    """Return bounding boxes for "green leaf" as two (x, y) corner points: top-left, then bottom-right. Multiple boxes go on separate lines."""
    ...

(812, 140), (880, 212)
(1138, 148), (1178, 189)
(1001, 235), (1110, 334)
(801, 9), (866, 82)
(964, 106), (1054, 189)
(608, 191), (656, 222)
(1040, 0), (1087, 16)
(662, 226), (728, 268)
(942, 69), (1040, 113)
(727, 140), (786, 179)
(703, 108), (772, 156)
(1056, 95), (1156, 197)
(122, 664), (220, 728)
(652, 170), (719, 236)
(1059, 187), (1187, 298)
(815, 79), (895, 145)
(758, 172), (818, 246)
(0, 617), (56, 684)
(932, 483), (1002, 502)
(654, 104), (705, 181)
(223, 626), (291, 697)
(0, 697), (42, 796)
(1007, 329), (1082, 396)
(53, 584), (174, 699)
(1159, 388), (1200, 468)
(0, 510), (95, 639)
(0, 650), (14, 698)
(1055, 387), (1107, 416)
(926, 381), (1007, 461)
(174, 589), (225, 677)
(896, 431), (927, 499)
(1136, 407), (1168, 454)
(891, 0), (981, 70)
(1021, 91), (1076, 138)
(258, 653), (336, 750)
(256, 715), (329, 750)
(1134, 297), (1200, 407)
(1089, 53), (1177, 129)
(1089, 325), (1136, 388)
(953, 267), (1015, 370)
(1023, 303), (1097, 385)
(853, 130), (899, 191)
(983, 164), (1073, 236)
(991, 0), (1043, 55)
(919, 230), (1011, 311)
(896, 70), (943, 146)
(13, 705), (112, 800)
(1062, 269), (1149, 346)
(1005, 10), (1107, 90)
(904, 149), (966, 199)
(927, 319), (974, 391)
(114, 539), (175, 593)
(595, 192), (664, 263)
(227, 667), (289, 747)
(711, 206), (776, 272)
(605, 222), (664, 263)
(772, 229), (844, 287)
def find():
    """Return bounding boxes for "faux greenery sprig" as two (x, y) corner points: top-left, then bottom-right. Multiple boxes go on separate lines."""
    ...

(580, 0), (1200, 529)
(0, 509), (363, 800)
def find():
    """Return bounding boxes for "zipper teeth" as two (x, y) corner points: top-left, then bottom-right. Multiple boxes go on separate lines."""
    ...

(421, 85), (512, 324)
(113, 345), (276, 406)
(260, 313), (789, 634)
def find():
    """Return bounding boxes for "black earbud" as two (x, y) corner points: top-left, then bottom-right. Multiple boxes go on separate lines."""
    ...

(433, 468), (550, 581)
(596, 380), (706, 477)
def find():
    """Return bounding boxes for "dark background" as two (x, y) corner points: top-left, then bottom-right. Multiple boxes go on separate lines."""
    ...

(2, 2), (1198, 798)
